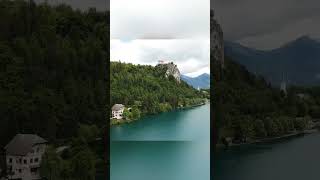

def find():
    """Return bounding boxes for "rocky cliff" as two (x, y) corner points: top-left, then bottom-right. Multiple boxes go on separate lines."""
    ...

(211, 10), (224, 148)
(211, 10), (224, 68)
(156, 62), (181, 83)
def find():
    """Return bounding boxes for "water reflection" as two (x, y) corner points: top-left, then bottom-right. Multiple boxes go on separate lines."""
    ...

(214, 133), (320, 180)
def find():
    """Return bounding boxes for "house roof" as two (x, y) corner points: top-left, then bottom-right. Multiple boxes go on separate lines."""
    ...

(112, 104), (124, 111)
(5, 134), (47, 156)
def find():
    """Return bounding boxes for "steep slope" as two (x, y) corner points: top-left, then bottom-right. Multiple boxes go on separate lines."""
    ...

(155, 62), (181, 83)
(181, 73), (210, 89)
(211, 10), (224, 67)
(225, 36), (320, 86)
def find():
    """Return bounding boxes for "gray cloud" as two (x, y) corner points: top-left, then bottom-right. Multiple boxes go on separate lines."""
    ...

(213, 0), (320, 49)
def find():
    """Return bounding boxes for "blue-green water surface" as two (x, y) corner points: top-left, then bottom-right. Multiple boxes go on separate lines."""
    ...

(214, 132), (320, 180)
(110, 104), (210, 180)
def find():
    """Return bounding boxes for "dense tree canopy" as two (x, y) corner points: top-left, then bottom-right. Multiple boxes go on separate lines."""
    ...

(213, 57), (314, 143)
(110, 62), (206, 116)
(0, 1), (108, 178)
(41, 124), (100, 180)
(0, 0), (108, 148)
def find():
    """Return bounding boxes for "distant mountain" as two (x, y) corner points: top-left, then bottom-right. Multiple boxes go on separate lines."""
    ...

(225, 36), (320, 86)
(181, 73), (210, 89)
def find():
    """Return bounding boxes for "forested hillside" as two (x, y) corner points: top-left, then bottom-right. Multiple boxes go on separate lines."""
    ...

(214, 56), (313, 144)
(110, 62), (206, 115)
(0, 0), (108, 146)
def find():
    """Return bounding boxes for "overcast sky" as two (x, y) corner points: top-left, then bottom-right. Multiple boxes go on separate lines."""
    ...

(111, 0), (210, 77)
(111, 39), (210, 77)
(213, 0), (320, 50)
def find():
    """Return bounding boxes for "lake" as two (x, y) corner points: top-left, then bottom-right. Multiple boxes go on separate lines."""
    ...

(214, 132), (320, 180)
(110, 103), (210, 180)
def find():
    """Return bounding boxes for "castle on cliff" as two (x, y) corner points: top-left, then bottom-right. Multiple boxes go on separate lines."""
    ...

(156, 60), (181, 83)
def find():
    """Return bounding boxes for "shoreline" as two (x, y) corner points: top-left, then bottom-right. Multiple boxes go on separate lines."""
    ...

(216, 129), (319, 150)
(178, 102), (207, 110)
(110, 101), (209, 126)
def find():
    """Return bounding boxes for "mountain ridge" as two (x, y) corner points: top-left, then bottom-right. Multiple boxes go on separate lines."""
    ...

(224, 35), (320, 86)
(181, 73), (210, 89)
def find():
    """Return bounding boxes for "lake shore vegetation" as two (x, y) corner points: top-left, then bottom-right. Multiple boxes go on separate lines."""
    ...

(214, 57), (320, 147)
(110, 62), (208, 125)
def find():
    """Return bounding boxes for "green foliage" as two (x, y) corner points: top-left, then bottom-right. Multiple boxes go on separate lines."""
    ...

(122, 108), (131, 120)
(40, 146), (64, 180)
(131, 106), (141, 119)
(110, 62), (205, 116)
(214, 57), (313, 143)
(41, 124), (99, 180)
(293, 117), (310, 131)
(77, 124), (100, 143)
(0, 1), (107, 177)
(158, 103), (172, 112)
(0, 0), (108, 146)
(253, 119), (267, 138)
(70, 147), (96, 180)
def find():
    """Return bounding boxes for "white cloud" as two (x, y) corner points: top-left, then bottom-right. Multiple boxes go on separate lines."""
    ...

(111, 0), (210, 76)
(185, 66), (210, 77)
(111, 0), (210, 39)
(111, 39), (210, 76)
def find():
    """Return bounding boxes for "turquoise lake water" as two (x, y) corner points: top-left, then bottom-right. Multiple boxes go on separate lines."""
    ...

(214, 132), (320, 180)
(110, 103), (210, 180)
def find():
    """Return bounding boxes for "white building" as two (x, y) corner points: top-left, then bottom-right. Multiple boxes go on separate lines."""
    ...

(112, 104), (125, 119)
(5, 134), (47, 180)
(280, 81), (287, 95)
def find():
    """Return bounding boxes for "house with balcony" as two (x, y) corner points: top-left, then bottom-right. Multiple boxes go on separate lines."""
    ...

(112, 104), (125, 119)
(5, 134), (47, 180)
